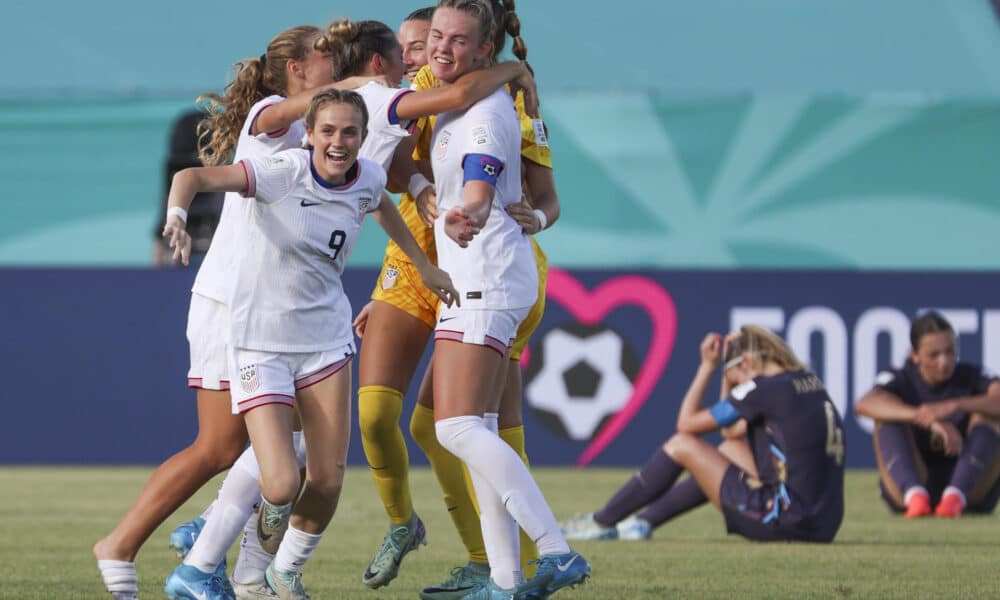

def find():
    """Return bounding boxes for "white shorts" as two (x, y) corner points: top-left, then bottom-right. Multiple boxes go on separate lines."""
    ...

(187, 293), (230, 391)
(228, 343), (355, 414)
(434, 306), (530, 356)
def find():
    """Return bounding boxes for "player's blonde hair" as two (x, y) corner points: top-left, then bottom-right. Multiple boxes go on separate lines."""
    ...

(316, 19), (399, 81)
(196, 25), (323, 165)
(436, 0), (496, 49)
(726, 325), (806, 373)
(304, 88), (369, 136)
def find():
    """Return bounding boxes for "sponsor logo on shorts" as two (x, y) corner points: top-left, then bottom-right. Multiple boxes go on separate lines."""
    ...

(382, 267), (400, 290)
(240, 364), (260, 394)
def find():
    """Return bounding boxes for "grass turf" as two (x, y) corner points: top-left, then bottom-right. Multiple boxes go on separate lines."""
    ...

(1, 467), (996, 599)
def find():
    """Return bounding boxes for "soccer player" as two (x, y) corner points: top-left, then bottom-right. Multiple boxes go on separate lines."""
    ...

(348, 1), (562, 594)
(94, 25), (375, 600)
(856, 312), (1000, 518)
(161, 89), (457, 600)
(424, 1), (589, 597)
(572, 327), (846, 544)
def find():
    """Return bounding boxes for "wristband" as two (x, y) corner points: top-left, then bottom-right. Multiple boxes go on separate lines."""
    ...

(408, 173), (432, 199)
(532, 208), (548, 231)
(167, 206), (188, 224)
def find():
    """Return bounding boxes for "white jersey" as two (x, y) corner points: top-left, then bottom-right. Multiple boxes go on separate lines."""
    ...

(354, 81), (414, 171)
(431, 88), (537, 309)
(228, 150), (385, 352)
(192, 95), (306, 302)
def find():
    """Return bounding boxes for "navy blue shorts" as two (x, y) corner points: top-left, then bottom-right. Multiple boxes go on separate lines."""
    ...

(719, 466), (835, 542)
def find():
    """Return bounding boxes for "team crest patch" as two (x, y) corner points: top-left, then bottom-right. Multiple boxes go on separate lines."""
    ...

(382, 267), (400, 290)
(239, 364), (260, 394)
(262, 156), (287, 170)
(472, 124), (490, 146)
(359, 197), (372, 214)
(435, 130), (451, 160)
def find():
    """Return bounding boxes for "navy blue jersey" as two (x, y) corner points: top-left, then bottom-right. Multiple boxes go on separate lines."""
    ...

(729, 370), (845, 536)
(875, 361), (996, 407)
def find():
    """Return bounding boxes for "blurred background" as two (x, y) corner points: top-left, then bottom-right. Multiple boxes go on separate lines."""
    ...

(1, 0), (998, 466)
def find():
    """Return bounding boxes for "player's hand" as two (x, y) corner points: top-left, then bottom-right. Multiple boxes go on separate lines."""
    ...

(721, 419), (747, 440)
(420, 265), (460, 308)
(353, 301), (374, 339)
(914, 400), (959, 429)
(162, 215), (192, 266)
(701, 333), (722, 368)
(505, 197), (541, 234)
(929, 420), (963, 456)
(416, 185), (439, 227)
(443, 206), (479, 248)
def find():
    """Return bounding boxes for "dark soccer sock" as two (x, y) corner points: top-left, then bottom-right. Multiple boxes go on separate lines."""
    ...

(950, 424), (1000, 496)
(593, 448), (684, 527)
(875, 423), (922, 495)
(635, 477), (707, 527)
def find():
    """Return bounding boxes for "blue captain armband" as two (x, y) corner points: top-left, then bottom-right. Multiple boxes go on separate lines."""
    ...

(463, 153), (504, 186)
(710, 399), (740, 427)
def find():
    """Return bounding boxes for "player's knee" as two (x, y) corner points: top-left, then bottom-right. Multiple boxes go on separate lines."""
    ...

(261, 471), (300, 506)
(664, 432), (696, 461)
(358, 386), (404, 439)
(304, 472), (345, 503)
(410, 407), (437, 451)
(189, 435), (245, 473)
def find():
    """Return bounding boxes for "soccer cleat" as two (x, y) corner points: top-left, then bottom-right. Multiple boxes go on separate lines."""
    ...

(459, 579), (516, 600)
(265, 563), (309, 600)
(904, 490), (932, 519)
(164, 564), (236, 600)
(522, 551), (591, 598)
(419, 561), (491, 599)
(616, 515), (652, 541)
(170, 517), (206, 558)
(935, 492), (964, 519)
(559, 512), (617, 541)
(361, 513), (427, 589)
(232, 579), (278, 599)
(257, 502), (291, 555)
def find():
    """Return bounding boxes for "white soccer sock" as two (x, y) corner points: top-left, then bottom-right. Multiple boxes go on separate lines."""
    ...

(904, 485), (929, 504)
(97, 559), (138, 599)
(232, 512), (272, 584)
(943, 485), (967, 507)
(184, 455), (262, 574)
(199, 500), (216, 521)
(435, 416), (570, 558)
(476, 413), (523, 589)
(273, 525), (324, 575)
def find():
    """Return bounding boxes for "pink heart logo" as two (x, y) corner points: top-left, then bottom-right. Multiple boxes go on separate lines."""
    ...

(522, 268), (678, 466)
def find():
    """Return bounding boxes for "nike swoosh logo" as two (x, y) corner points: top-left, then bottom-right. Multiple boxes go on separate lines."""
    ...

(556, 555), (579, 572)
(363, 567), (380, 580)
(439, 316), (456, 323)
(178, 580), (208, 600)
(301, 200), (321, 207)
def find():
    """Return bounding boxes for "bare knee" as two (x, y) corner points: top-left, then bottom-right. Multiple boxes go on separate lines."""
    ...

(189, 435), (247, 473)
(305, 472), (345, 503)
(663, 432), (697, 462)
(261, 471), (300, 506)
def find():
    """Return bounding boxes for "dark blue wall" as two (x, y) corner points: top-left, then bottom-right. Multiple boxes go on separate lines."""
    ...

(2, 268), (998, 467)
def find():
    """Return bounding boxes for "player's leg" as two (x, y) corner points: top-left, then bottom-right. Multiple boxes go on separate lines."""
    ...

(266, 354), (352, 598)
(433, 310), (589, 597)
(939, 415), (1000, 517)
(873, 421), (931, 517)
(359, 259), (436, 589)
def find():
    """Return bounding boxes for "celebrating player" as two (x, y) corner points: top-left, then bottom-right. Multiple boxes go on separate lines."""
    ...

(856, 312), (1000, 518)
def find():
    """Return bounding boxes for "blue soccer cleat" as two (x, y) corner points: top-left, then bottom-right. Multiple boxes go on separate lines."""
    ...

(169, 517), (206, 558)
(164, 563), (235, 600)
(523, 550), (591, 598)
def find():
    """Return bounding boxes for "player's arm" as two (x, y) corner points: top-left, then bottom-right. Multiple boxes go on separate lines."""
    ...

(370, 192), (458, 307)
(506, 158), (559, 234)
(252, 75), (385, 136)
(393, 61), (533, 122)
(854, 387), (919, 425)
(917, 380), (1000, 422)
(675, 333), (726, 435)
(387, 136), (440, 226)
(162, 164), (249, 265)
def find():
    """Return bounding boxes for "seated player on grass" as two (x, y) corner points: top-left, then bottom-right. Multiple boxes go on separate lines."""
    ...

(563, 326), (845, 543)
(856, 312), (1000, 519)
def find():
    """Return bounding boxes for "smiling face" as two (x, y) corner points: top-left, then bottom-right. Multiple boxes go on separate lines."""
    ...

(427, 7), (492, 84)
(398, 17), (430, 83)
(307, 102), (365, 183)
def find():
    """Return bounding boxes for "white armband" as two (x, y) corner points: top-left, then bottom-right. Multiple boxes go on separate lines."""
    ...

(532, 208), (548, 231)
(167, 206), (188, 224)
(408, 173), (432, 199)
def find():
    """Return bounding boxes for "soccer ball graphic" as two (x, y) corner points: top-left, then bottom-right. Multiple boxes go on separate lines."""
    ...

(525, 323), (639, 441)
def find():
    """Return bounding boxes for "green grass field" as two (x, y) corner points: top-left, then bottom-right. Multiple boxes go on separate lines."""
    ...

(1, 467), (997, 599)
